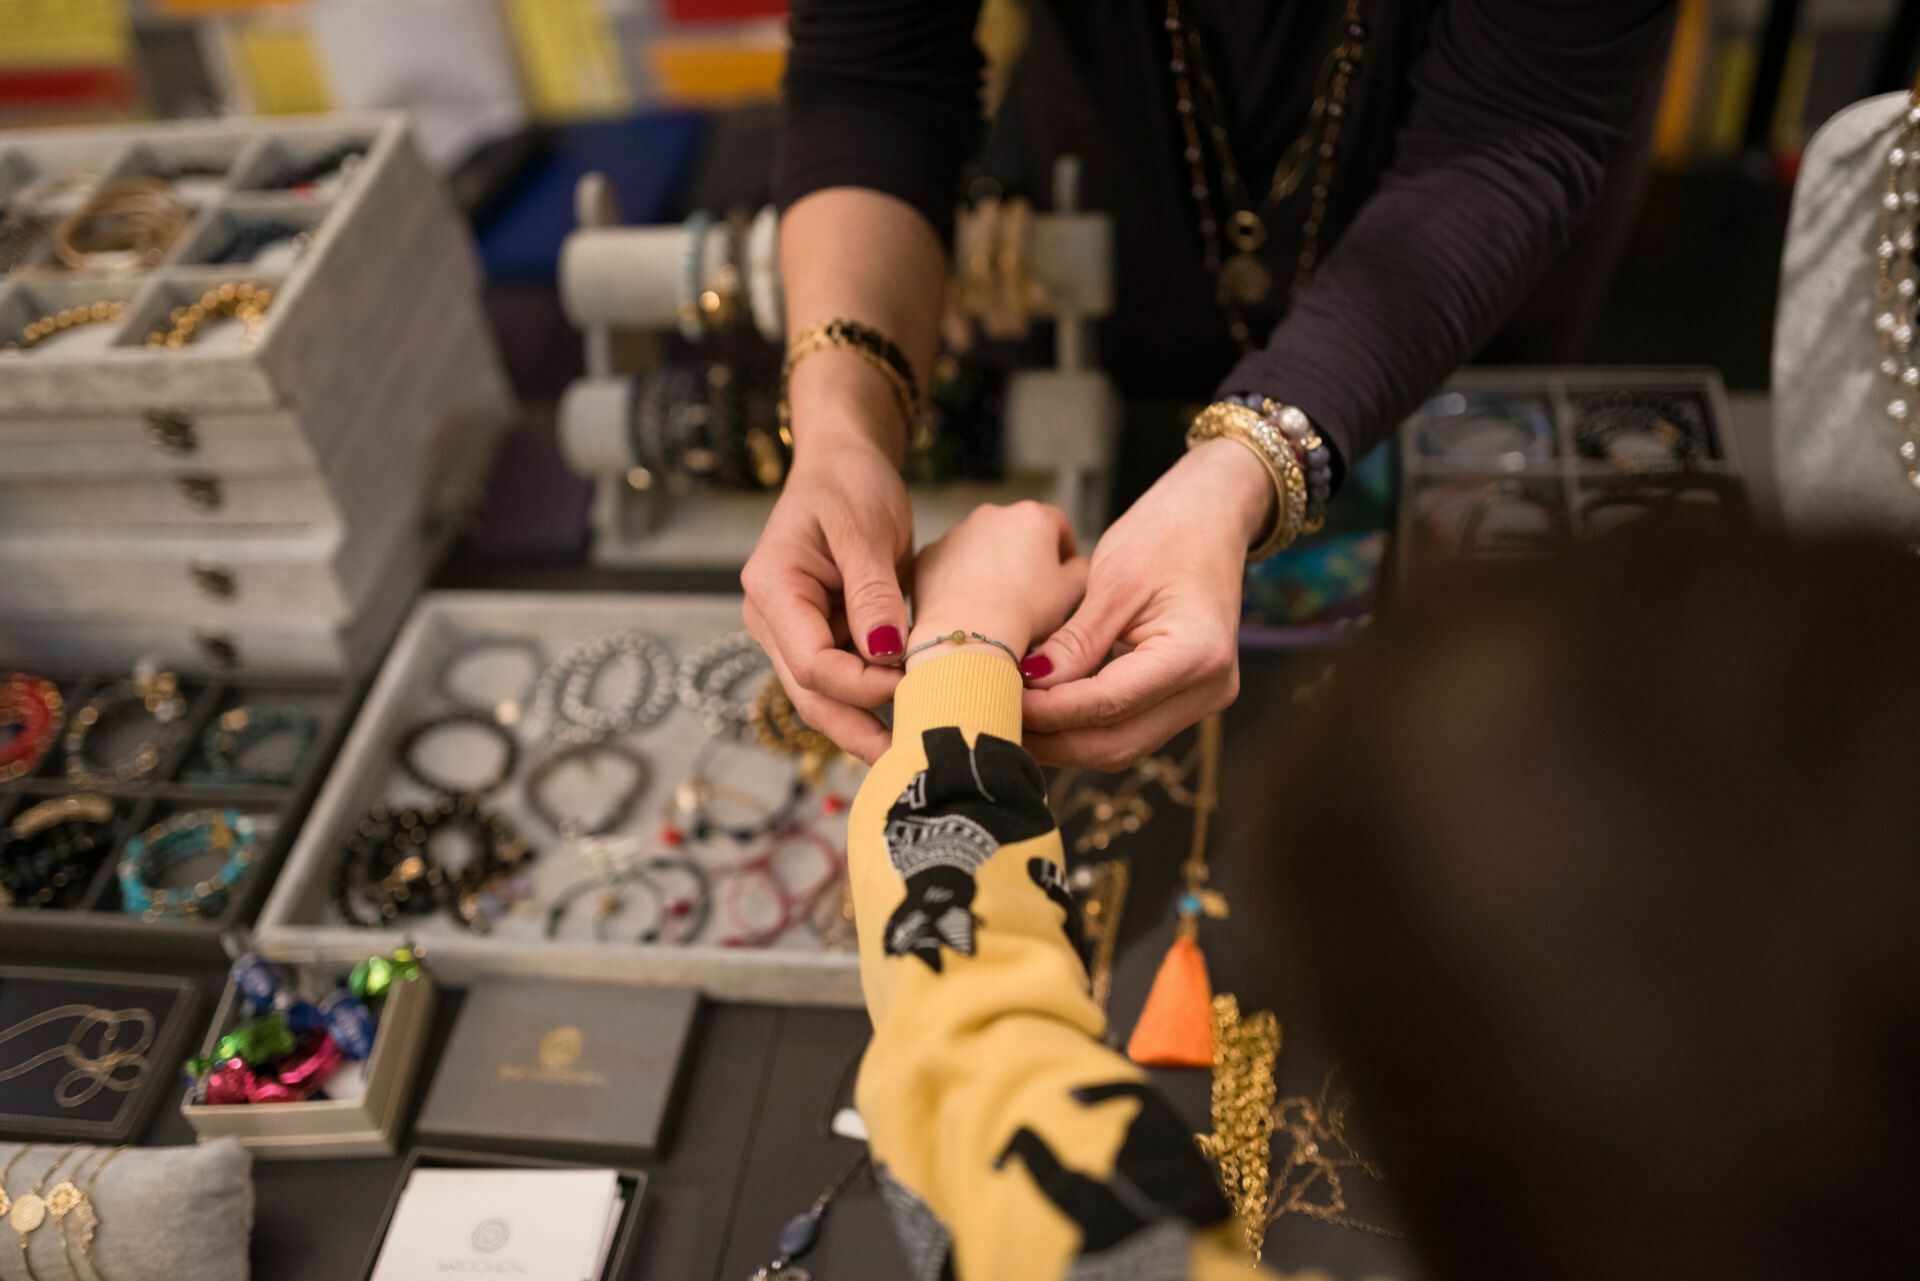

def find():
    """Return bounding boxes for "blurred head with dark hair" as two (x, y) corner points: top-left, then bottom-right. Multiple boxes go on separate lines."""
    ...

(1268, 519), (1920, 1281)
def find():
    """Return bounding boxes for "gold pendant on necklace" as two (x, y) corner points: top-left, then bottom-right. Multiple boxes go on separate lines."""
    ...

(1219, 251), (1272, 305)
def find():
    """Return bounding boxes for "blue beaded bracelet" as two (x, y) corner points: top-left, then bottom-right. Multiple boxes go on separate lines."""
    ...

(119, 808), (262, 921)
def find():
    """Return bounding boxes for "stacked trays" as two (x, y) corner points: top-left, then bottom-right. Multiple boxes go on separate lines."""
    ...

(1397, 366), (1748, 571)
(0, 115), (515, 674)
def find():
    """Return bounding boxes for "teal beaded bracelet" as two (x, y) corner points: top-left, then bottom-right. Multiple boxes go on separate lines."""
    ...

(119, 807), (262, 921)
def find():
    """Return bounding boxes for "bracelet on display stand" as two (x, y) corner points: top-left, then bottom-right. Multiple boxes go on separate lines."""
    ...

(0, 673), (65, 783)
(676, 210), (713, 342)
(676, 631), (770, 738)
(695, 209), (749, 335)
(523, 740), (651, 840)
(543, 853), (712, 944)
(435, 634), (545, 727)
(117, 808), (263, 921)
(396, 711), (520, 797)
(1, 795), (116, 910)
(533, 632), (677, 745)
(333, 794), (535, 932)
(64, 672), (188, 790)
(197, 705), (318, 786)
(667, 748), (809, 846)
(747, 205), (784, 342)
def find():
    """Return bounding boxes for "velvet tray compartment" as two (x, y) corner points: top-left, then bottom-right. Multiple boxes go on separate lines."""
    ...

(179, 949), (435, 1159)
(255, 591), (865, 1007)
(0, 669), (350, 963)
(0, 966), (199, 1144)
(1396, 365), (1749, 574)
(356, 1148), (648, 1281)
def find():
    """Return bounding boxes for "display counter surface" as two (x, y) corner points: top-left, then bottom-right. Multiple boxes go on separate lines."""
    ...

(61, 646), (1422, 1281)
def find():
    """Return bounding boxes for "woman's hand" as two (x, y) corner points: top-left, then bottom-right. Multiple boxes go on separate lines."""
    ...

(741, 424), (913, 765)
(1020, 438), (1272, 770)
(909, 502), (1089, 667)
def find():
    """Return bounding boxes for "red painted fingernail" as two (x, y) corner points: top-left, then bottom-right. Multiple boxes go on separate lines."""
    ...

(1018, 653), (1053, 680)
(867, 626), (903, 658)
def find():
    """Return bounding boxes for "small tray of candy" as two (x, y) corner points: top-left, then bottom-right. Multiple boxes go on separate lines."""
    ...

(1396, 367), (1748, 570)
(254, 591), (864, 1008)
(180, 947), (435, 1159)
(0, 663), (353, 963)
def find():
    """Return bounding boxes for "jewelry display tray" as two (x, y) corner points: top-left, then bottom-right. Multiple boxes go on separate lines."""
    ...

(1396, 366), (1748, 572)
(0, 670), (352, 964)
(0, 966), (199, 1144)
(255, 592), (864, 1007)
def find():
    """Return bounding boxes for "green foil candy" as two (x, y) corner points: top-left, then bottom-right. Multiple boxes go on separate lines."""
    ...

(350, 948), (423, 1002)
(214, 1013), (296, 1067)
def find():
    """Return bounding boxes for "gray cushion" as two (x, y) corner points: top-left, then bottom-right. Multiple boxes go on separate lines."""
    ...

(0, 1139), (251, 1281)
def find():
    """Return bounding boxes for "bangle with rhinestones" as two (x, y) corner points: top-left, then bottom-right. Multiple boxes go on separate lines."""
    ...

(118, 808), (263, 921)
(0, 673), (65, 784)
(1186, 400), (1308, 559)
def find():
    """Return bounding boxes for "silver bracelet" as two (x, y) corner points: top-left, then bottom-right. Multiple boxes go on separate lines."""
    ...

(897, 629), (1021, 668)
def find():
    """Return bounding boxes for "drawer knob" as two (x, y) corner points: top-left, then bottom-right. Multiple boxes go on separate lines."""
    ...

(178, 475), (223, 512)
(190, 560), (237, 599)
(146, 409), (198, 454)
(193, 628), (241, 667)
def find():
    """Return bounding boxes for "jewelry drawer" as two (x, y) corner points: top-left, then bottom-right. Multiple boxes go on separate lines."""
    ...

(0, 406), (316, 478)
(0, 468), (337, 531)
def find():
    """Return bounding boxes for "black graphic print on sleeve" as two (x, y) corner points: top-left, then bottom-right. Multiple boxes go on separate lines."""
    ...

(883, 728), (1056, 973)
(995, 1081), (1232, 1260)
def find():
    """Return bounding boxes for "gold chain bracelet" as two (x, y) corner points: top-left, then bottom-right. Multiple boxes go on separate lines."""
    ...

(145, 281), (273, 349)
(1186, 401), (1308, 559)
(778, 317), (928, 451)
(3, 301), (125, 353)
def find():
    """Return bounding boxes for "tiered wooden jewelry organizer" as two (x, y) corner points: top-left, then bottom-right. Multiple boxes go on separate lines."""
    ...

(553, 158), (1123, 568)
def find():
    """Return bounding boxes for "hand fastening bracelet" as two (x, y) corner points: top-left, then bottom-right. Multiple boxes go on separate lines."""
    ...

(895, 630), (1021, 668)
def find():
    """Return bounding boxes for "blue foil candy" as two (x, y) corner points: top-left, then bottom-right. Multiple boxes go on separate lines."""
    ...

(319, 992), (377, 1060)
(232, 953), (282, 1014)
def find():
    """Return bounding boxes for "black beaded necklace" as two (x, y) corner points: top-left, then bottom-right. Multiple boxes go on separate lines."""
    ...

(1163, 0), (1369, 350)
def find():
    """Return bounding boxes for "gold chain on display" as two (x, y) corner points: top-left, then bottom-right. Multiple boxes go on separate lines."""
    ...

(1195, 993), (1282, 1259)
(1267, 1066), (1402, 1240)
(2, 301), (126, 353)
(1072, 858), (1131, 1013)
(1874, 76), (1920, 487)
(145, 281), (274, 349)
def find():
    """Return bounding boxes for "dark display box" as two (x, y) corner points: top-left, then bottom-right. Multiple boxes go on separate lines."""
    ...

(0, 668), (354, 963)
(415, 978), (701, 1163)
(0, 965), (199, 1144)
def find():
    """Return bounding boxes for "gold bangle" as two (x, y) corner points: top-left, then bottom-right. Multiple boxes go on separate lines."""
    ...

(3, 300), (125, 353)
(1186, 401), (1307, 559)
(778, 317), (926, 451)
(144, 281), (273, 350)
(52, 178), (190, 273)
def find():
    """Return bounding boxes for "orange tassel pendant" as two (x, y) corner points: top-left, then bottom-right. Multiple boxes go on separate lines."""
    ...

(1126, 927), (1216, 1067)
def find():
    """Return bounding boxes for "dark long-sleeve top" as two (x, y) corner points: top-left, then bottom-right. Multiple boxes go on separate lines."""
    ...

(775, 0), (1674, 470)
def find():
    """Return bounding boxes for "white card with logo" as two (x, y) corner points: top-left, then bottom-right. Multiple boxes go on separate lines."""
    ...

(370, 1168), (624, 1281)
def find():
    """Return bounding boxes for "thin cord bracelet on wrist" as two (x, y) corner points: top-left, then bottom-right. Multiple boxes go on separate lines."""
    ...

(895, 630), (1021, 668)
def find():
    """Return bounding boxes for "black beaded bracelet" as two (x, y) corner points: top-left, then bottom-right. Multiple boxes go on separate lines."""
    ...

(397, 711), (520, 797)
(524, 741), (651, 840)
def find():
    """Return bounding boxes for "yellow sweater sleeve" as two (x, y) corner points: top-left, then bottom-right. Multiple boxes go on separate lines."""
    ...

(848, 651), (1268, 1280)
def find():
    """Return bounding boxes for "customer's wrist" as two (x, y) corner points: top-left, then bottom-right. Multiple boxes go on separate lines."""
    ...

(906, 605), (1031, 672)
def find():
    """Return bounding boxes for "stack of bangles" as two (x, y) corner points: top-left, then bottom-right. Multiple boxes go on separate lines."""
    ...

(0, 672), (65, 784)
(117, 807), (263, 921)
(1187, 394), (1336, 558)
(778, 317), (929, 452)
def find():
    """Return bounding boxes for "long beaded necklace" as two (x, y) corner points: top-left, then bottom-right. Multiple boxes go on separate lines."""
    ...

(1164, 0), (1369, 351)
(1874, 82), (1920, 488)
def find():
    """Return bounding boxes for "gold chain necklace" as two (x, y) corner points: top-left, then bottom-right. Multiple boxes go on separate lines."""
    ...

(0, 1007), (156, 1108)
(1164, 0), (1370, 350)
(1195, 994), (1282, 1258)
(1267, 1066), (1401, 1239)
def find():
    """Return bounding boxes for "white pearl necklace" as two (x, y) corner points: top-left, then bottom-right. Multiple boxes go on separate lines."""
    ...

(1873, 95), (1920, 489)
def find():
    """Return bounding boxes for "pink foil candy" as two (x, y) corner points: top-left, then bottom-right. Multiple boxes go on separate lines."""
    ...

(269, 1033), (344, 1094)
(204, 1059), (256, 1106)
